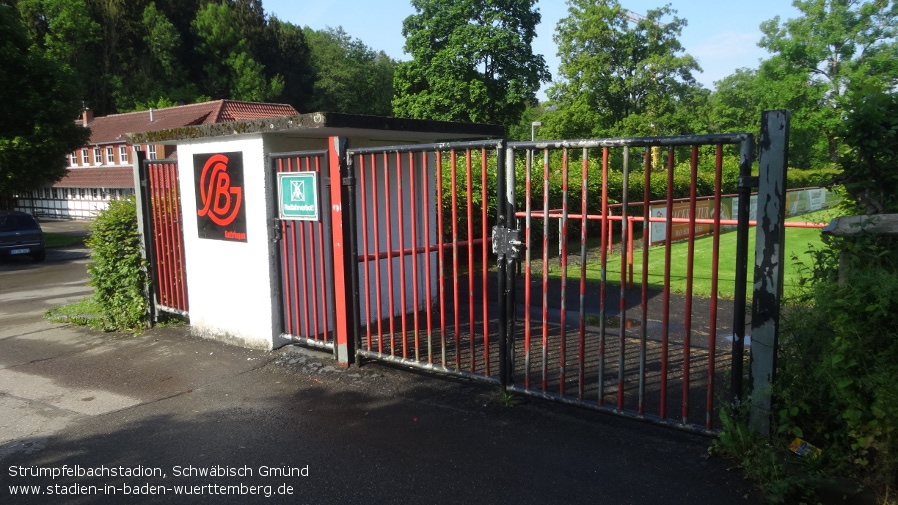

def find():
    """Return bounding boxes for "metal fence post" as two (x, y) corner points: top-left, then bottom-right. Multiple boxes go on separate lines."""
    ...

(731, 135), (755, 405)
(132, 151), (158, 325)
(327, 136), (356, 366)
(750, 110), (790, 434)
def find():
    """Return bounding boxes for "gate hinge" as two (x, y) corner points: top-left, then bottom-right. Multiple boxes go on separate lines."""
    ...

(738, 175), (759, 190)
(492, 225), (522, 261)
(271, 218), (282, 243)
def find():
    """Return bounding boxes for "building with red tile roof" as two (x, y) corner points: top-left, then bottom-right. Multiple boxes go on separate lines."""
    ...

(16, 100), (298, 219)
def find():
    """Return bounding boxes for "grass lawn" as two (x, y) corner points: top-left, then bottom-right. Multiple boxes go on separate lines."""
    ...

(44, 232), (87, 248)
(546, 209), (841, 300)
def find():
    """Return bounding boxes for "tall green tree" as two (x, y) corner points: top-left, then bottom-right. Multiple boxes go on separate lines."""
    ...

(544, 0), (701, 139)
(759, 0), (898, 161)
(264, 16), (314, 111)
(392, 0), (550, 126)
(707, 62), (829, 169)
(0, 3), (89, 209)
(16, 0), (101, 110)
(192, 0), (283, 101)
(305, 26), (395, 115)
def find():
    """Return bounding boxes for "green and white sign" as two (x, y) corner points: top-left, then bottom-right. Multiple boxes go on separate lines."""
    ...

(278, 172), (320, 221)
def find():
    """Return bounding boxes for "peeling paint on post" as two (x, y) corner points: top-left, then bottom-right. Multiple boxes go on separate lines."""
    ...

(750, 110), (790, 434)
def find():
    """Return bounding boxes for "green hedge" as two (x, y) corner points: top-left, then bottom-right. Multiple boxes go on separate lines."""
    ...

(86, 197), (148, 332)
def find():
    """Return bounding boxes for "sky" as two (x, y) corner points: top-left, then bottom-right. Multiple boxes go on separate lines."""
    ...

(263, 0), (801, 100)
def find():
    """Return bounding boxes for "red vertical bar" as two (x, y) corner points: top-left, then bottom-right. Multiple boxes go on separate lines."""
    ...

(298, 186), (311, 340)
(421, 152), (434, 364)
(408, 152), (420, 361)
(683, 145), (699, 423)
(559, 149), (569, 395)
(661, 147), (675, 418)
(436, 152), (447, 366)
(316, 155), (329, 343)
(466, 150), (475, 373)
(170, 163), (187, 311)
(159, 163), (173, 307)
(147, 166), (166, 306)
(541, 148), (550, 392)
(578, 150), (589, 399)
(396, 152), (408, 359)
(618, 150), (629, 411)
(598, 148), (609, 404)
(289, 161), (302, 337)
(640, 150), (651, 415)
(359, 154), (372, 351)
(628, 218), (634, 288)
(304, 157), (320, 341)
(524, 149), (533, 389)
(707, 144), (724, 429)
(154, 165), (171, 306)
(166, 163), (180, 309)
(481, 148), (489, 376)
(451, 150), (461, 370)
(370, 154), (383, 353)
(278, 159), (294, 336)
(383, 152), (396, 355)
(327, 136), (352, 366)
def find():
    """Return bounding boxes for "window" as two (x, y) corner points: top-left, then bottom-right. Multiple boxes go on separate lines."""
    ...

(148, 144), (157, 160)
(106, 146), (114, 165)
(81, 149), (89, 165)
(93, 147), (101, 165)
(119, 146), (128, 164)
(70, 152), (77, 166)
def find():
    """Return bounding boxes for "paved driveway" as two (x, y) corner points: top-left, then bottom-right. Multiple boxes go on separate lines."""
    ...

(0, 227), (760, 504)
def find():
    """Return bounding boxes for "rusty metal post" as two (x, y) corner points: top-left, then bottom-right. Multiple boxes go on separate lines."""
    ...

(750, 110), (790, 434)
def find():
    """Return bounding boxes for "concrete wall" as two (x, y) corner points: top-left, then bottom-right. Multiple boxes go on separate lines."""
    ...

(177, 135), (281, 349)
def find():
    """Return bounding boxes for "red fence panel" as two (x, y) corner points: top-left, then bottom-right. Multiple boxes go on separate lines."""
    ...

(144, 160), (188, 315)
(272, 151), (334, 351)
(350, 141), (504, 382)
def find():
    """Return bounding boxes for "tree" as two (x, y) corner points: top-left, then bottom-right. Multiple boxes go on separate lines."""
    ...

(392, 0), (550, 126)
(15, 0), (101, 111)
(262, 17), (314, 111)
(707, 62), (829, 169)
(0, 3), (90, 209)
(544, 0), (701, 139)
(192, 1), (283, 102)
(759, 0), (898, 161)
(305, 26), (395, 115)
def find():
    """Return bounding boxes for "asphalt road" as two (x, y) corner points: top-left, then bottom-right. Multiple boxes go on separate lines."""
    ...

(0, 223), (760, 504)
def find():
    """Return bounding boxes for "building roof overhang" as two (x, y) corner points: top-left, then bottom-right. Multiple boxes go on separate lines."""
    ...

(126, 112), (504, 145)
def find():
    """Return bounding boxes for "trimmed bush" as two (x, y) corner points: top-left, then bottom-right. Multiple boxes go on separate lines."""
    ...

(86, 197), (148, 331)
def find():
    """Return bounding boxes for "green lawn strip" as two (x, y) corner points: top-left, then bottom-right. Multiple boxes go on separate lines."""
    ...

(44, 232), (88, 248)
(547, 208), (840, 299)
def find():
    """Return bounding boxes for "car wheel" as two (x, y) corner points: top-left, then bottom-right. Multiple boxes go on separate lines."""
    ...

(32, 250), (46, 262)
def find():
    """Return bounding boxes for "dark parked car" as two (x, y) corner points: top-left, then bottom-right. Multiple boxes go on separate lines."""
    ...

(0, 211), (45, 262)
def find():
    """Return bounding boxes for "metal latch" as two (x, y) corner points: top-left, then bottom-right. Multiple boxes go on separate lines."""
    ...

(492, 225), (522, 260)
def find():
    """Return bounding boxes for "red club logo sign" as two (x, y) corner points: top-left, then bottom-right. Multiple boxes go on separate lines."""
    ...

(194, 152), (247, 242)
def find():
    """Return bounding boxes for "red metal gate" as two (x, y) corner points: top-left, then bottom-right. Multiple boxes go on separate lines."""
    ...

(272, 151), (336, 351)
(499, 135), (754, 434)
(348, 141), (504, 381)
(140, 159), (189, 315)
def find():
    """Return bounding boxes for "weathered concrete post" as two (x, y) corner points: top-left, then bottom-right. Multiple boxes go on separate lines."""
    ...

(750, 110), (790, 434)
